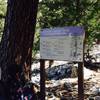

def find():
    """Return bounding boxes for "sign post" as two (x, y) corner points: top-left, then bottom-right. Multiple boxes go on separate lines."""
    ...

(40, 59), (45, 100)
(78, 62), (84, 100)
(40, 26), (85, 100)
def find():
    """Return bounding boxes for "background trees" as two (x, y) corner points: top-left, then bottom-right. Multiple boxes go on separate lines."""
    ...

(0, 0), (7, 41)
(38, 0), (100, 49)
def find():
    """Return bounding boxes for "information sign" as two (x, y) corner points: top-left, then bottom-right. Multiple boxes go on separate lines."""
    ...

(40, 26), (85, 61)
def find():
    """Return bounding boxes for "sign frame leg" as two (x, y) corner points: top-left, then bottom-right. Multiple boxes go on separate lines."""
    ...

(78, 62), (84, 100)
(40, 59), (45, 100)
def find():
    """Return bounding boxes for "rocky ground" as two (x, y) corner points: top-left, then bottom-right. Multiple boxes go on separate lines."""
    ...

(31, 44), (100, 100)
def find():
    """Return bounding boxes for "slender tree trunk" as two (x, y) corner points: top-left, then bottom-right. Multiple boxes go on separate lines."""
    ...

(76, 0), (80, 24)
(0, 0), (39, 99)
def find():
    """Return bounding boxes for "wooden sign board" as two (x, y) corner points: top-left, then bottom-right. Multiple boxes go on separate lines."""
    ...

(40, 26), (85, 62)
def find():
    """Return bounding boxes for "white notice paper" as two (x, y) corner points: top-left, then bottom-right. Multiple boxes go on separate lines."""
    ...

(40, 26), (85, 62)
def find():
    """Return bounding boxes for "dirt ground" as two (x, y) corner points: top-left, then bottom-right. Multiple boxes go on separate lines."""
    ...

(45, 69), (100, 100)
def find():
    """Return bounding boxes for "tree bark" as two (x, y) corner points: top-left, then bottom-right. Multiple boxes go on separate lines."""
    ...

(0, 0), (39, 99)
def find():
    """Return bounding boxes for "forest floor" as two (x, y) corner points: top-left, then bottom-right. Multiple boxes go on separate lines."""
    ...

(31, 61), (100, 100)
(46, 69), (100, 100)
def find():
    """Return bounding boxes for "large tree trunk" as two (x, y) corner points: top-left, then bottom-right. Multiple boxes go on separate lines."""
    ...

(0, 0), (39, 99)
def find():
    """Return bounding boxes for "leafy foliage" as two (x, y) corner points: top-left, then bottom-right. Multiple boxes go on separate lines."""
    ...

(0, 0), (7, 41)
(38, 0), (100, 48)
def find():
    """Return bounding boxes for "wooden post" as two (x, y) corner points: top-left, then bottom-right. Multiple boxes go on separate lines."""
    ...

(78, 62), (84, 100)
(40, 59), (45, 100)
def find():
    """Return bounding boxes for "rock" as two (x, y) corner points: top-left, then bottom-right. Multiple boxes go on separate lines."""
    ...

(90, 86), (100, 95)
(61, 96), (74, 100)
(95, 96), (100, 100)
(71, 66), (78, 78)
(46, 92), (54, 98)
(46, 92), (59, 100)
(74, 85), (78, 89)
(47, 64), (77, 80)
(88, 97), (95, 100)
(63, 82), (73, 92)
